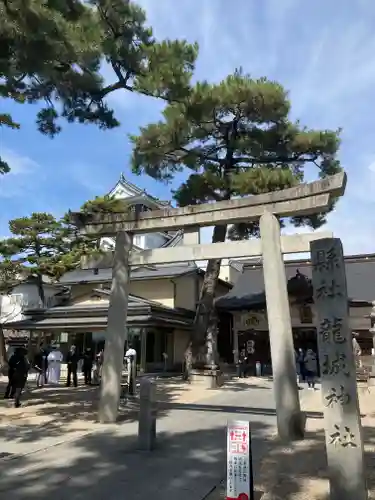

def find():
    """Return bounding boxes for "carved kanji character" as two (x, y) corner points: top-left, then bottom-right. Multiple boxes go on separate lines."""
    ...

(316, 279), (343, 300)
(325, 385), (351, 407)
(322, 352), (350, 377)
(318, 318), (345, 344)
(329, 424), (357, 447)
(313, 247), (340, 272)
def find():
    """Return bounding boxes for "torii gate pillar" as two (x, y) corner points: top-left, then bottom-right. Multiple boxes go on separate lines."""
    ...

(260, 211), (305, 441)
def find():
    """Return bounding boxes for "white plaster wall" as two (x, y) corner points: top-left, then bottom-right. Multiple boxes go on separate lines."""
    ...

(106, 181), (169, 251)
(0, 283), (61, 324)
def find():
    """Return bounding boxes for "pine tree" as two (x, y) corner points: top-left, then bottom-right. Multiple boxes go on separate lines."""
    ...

(53, 194), (129, 278)
(131, 71), (343, 372)
(0, 213), (65, 305)
(0, 241), (25, 366)
(0, 194), (128, 363)
(1, 0), (198, 172)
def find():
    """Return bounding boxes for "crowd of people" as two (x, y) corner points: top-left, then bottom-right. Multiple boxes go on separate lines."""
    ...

(3, 344), (105, 408)
(3, 342), (138, 408)
(236, 331), (363, 390)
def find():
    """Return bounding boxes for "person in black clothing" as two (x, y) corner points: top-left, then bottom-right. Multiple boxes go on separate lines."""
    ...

(34, 345), (48, 387)
(4, 349), (15, 399)
(237, 348), (248, 378)
(66, 345), (79, 387)
(6, 347), (30, 407)
(82, 347), (93, 385)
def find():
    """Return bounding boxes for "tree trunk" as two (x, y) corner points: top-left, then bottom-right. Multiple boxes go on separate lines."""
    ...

(183, 120), (237, 379)
(184, 224), (227, 377)
(36, 273), (45, 306)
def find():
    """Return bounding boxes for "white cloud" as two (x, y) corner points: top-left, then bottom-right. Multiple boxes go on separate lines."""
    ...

(0, 147), (40, 199)
(1, 147), (39, 176)
(3, 1), (375, 257)
(129, 0), (375, 257)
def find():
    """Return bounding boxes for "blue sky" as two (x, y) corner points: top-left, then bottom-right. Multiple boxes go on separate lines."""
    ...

(1, 0), (375, 255)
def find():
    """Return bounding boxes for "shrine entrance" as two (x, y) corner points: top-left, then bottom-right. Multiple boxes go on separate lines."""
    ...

(71, 172), (346, 443)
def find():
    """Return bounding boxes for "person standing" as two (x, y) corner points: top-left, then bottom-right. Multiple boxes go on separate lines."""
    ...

(304, 348), (318, 390)
(66, 345), (79, 387)
(237, 348), (247, 378)
(34, 345), (48, 387)
(125, 343), (137, 395)
(4, 347), (15, 399)
(47, 345), (63, 384)
(297, 348), (306, 383)
(82, 347), (93, 385)
(352, 332), (362, 367)
(7, 347), (30, 407)
(97, 349), (104, 378)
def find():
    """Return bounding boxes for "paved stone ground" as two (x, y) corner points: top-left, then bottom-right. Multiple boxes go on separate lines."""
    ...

(0, 377), (277, 500)
(202, 380), (375, 500)
(0, 375), (215, 456)
(254, 382), (375, 500)
(3, 376), (374, 499)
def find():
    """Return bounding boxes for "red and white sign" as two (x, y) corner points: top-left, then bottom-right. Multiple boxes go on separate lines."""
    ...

(226, 420), (253, 500)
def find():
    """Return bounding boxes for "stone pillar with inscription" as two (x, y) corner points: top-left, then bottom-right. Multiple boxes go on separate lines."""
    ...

(310, 238), (367, 500)
(260, 211), (304, 441)
(98, 231), (133, 424)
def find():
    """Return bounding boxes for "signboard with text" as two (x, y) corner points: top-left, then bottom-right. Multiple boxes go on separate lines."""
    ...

(226, 420), (253, 500)
(234, 312), (266, 331)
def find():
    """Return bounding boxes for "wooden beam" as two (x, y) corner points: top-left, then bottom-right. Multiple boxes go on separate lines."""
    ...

(74, 193), (331, 236)
(82, 231), (334, 269)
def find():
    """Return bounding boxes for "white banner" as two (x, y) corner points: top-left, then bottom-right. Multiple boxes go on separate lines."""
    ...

(226, 420), (253, 500)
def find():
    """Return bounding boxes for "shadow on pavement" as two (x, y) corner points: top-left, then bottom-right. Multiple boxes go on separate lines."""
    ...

(160, 401), (324, 420)
(1, 377), (375, 499)
(0, 418), (273, 500)
(0, 378), (193, 446)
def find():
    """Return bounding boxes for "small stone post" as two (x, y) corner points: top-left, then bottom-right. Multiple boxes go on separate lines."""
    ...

(259, 211), (304, 441)
(98, 231), (133, 423)
(310, 238), (367, 500)
(138, 378), (157, 451)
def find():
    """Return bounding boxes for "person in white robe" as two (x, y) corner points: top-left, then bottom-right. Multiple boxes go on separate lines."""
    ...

(47, 346), (63, 384)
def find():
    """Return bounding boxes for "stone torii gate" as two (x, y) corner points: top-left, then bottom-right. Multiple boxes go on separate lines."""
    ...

(70, 172), (346, 442)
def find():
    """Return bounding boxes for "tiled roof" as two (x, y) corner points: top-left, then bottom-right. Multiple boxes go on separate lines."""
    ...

(59, 261), (198, 285)
(216, 254), (375, 310)
(112, 174), (171, 206)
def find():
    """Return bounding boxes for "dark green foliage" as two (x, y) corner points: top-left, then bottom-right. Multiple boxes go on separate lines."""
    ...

(130, 70), (343, 367)
(55, 194), (130, 278)
(131, 72), (342, 232)
(80, 194), (127, 213)
(1, 0), (198, 171)
(0, 213), (64, 302)
(0, 194), (125, 298)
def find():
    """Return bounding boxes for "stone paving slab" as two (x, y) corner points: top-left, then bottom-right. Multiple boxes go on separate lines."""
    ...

(200, 381), (375, 500)
(255, 384), (375, 499)
(9, 377), (375, 499)
(0, 377), (217, 459)
(0, 380), (277, 500)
